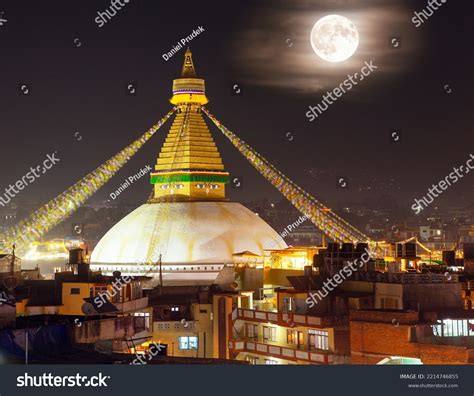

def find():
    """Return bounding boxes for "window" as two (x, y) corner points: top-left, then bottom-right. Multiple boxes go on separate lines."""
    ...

(283, 297), (295, 312)
(433, 319), (474, 337)
(89, 284), (110, 299)
(265, 359), (278, 365)
(133, 312), (150, 330)
(246, 324), (258, 340)
(131, 282), (142, 299)
(287, 330), (304, 346)
(70, 287), (80, 295)
(263, 326), (277, 342)
(178, 336), (198, 350)
(309, 329), (329, 350)
(245, 355), (259, 365)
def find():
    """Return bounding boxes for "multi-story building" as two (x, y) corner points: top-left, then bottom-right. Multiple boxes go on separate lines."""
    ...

(226, 287), (350, 364)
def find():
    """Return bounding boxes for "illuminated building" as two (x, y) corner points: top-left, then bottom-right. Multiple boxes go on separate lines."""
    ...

(90, 49), (287, 284)
(15, 249), (152, 353)
(222, 288), (350, 364)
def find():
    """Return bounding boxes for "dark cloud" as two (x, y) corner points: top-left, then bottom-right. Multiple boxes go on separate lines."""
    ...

(232, 0), (421, 93)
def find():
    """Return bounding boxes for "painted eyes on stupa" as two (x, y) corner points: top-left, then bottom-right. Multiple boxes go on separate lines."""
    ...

(195, 184), (219, 189)
(160, 184), (185, 190)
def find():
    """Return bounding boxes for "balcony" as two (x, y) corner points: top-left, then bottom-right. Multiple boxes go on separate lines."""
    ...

(113, 296), (149, 313)
(236, 308), (334, 328)
(228, 338), (333, 364)
(352, 271), (458, 284)
(73, 316), (146, 344)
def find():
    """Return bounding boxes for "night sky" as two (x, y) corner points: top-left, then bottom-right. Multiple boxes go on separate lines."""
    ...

(0, 0), (472, 213)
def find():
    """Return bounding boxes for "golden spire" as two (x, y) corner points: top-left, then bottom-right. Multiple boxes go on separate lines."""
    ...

(150, 50), (228, 202)
(170, 47), (208, 106)
(181, 48), (197, 78)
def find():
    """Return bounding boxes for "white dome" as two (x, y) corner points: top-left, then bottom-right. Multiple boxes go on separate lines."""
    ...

(90, 201), (287, 265)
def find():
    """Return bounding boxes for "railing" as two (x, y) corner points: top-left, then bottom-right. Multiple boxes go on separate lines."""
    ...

(236, 308), (333, 327)
(228, 339), (333, 364)
(113, 297), (148, 313)
(352, 271), (458, 284)
(74, 316), (138, 344)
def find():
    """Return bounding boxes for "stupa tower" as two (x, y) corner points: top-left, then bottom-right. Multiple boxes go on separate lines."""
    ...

(149, 48), (229, 201)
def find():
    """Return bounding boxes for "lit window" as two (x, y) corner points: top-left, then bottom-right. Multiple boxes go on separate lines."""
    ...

(263, 326), (277, 342)
(246, 356), (259, 365)
(246, 324), (258, 340)
(178, 336), (198, 350)
(309, 329), (329, 350)
(265, 359), (278, 365)
(287, 330), (304, 346)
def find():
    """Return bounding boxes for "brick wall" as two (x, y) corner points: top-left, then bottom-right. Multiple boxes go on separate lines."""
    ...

(350, 320), (470, 364)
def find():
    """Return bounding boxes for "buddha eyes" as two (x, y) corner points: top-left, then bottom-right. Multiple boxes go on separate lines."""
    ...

(196, 184), (219, 189)
(161, 184), (185, 190)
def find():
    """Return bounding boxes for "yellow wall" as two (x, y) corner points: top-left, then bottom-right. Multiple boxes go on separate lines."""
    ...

(152, 303), (214, 358)
(60, 282), (93, 316)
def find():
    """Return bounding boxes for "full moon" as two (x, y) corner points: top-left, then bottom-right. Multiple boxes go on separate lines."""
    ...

(310, 15), (359, 63)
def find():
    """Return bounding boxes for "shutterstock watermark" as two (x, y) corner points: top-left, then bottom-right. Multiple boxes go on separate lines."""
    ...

(95, 0), (132, 28)
(0, 11), (7, 27)
(412, 0), (449, 28)
(306, 247), (376, 308)
(17, 373), (110, 387)
(411, 153), (473, 215)
(0, 152), (60, 206)
(130, 341), (165, 365)
(94, 261), (155, 308)
(306, 59), (378, 122)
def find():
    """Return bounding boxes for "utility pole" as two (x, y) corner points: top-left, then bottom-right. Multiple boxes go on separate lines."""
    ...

(159, 253), (163, 295)
(10, 244), (15, 275)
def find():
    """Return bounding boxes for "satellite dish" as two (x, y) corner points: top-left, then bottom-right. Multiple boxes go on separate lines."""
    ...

(81, 302), (96, 316)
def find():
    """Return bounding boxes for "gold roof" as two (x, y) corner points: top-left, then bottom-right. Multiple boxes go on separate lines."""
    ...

(155, 110), (224, 172)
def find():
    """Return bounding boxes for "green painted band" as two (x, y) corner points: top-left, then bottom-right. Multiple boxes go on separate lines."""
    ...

(150, 174), (229, 184)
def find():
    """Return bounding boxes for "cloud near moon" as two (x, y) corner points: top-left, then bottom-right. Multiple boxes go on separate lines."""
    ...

(232, 0), (420, 94)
